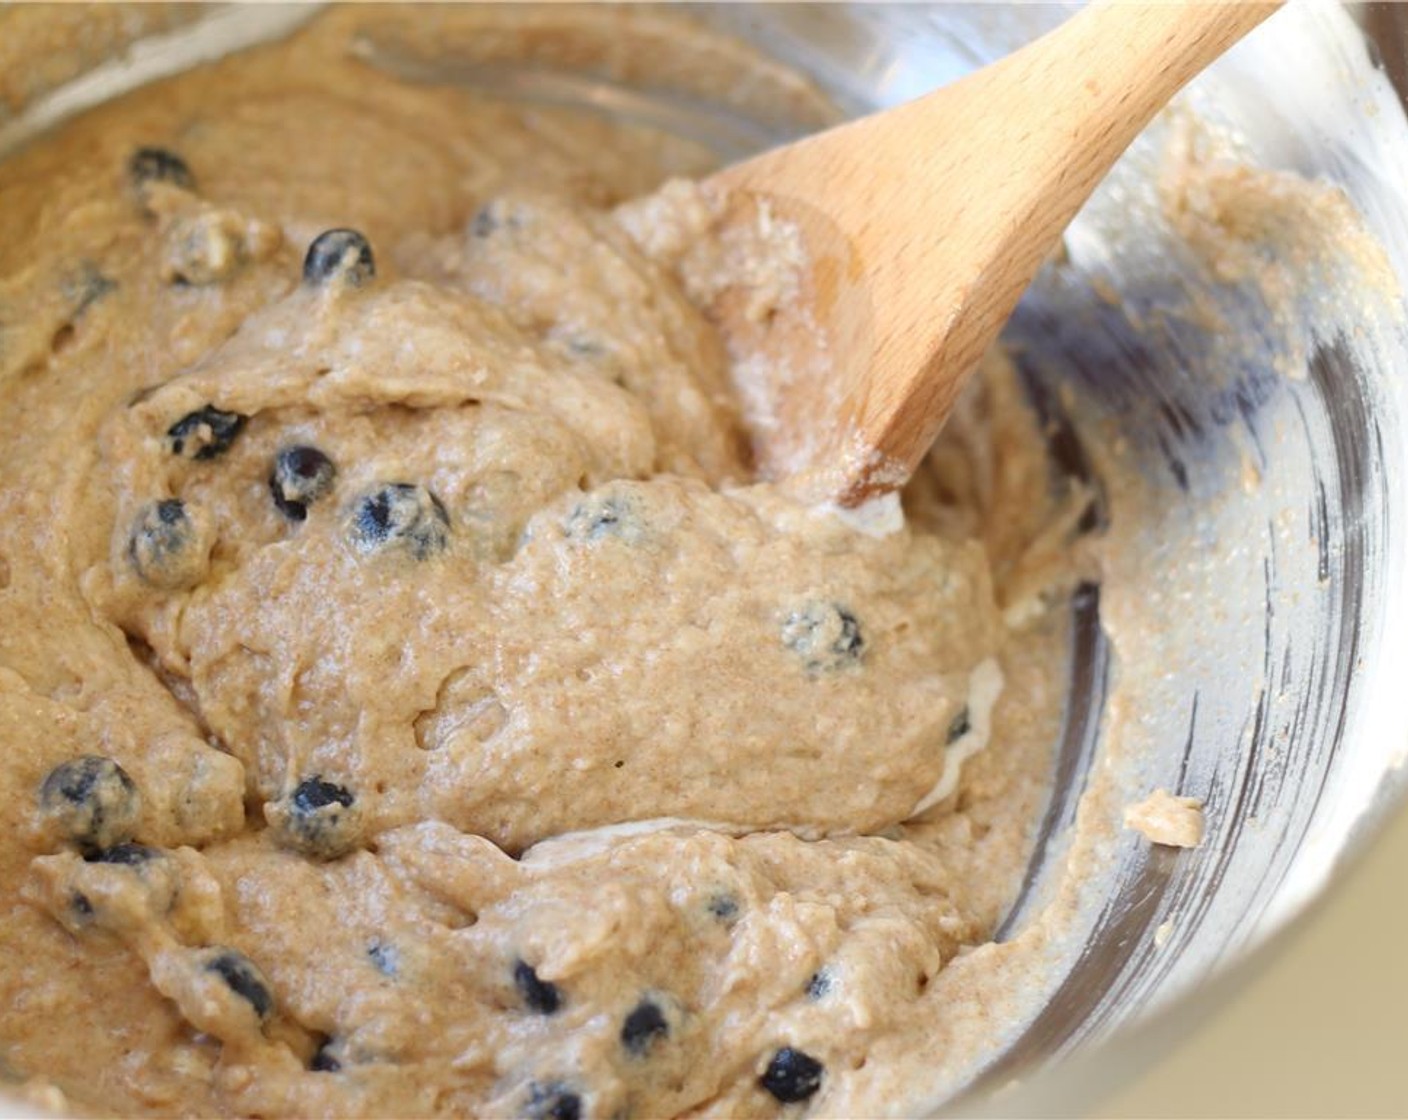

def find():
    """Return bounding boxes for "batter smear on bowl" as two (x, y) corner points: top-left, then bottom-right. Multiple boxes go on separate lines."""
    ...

(0, 8), (1088, 1117)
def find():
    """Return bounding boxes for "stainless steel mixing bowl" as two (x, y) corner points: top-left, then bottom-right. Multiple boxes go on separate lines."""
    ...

(2, 4), (1405, 1116)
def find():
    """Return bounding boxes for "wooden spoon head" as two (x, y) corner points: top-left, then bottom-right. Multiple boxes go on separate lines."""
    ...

(706, 139), (991, 510)
(691, 185), (885, 506)
(700, 0), (1279, 508)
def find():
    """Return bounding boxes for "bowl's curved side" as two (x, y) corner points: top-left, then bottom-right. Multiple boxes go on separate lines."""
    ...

(706, 0), (1408, 1109)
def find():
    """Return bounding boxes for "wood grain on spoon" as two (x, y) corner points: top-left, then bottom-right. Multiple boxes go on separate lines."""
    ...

(708, 0), (1279, 507)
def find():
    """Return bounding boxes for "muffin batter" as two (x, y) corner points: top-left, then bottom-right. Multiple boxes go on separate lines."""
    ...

(0, 9), (1080, 1118)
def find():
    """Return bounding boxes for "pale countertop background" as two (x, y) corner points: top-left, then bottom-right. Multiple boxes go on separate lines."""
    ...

(1089, 797), (1408, 1119)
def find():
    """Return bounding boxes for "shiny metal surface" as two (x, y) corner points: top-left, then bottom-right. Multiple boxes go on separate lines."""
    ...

(2, 3), (1406, 1115)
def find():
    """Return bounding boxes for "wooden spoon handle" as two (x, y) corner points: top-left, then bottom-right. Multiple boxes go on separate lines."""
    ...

(715, 1), (1278, 505)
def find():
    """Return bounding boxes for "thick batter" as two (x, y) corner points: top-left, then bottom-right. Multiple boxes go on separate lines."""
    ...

(0, 9), (1080, 1118)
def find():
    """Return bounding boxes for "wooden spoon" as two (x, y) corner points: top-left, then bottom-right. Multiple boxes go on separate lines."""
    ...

(708, 0), (1278, 507)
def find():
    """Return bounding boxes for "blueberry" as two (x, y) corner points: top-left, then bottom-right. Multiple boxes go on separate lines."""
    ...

(706, 893), (739, 922)
(471, 205), (500, 238)
(293, 777), (353, 812)
(760, 1047), (824, 1104)
(526, 1082), (581, 1120)
(38, 756), (141, 854)
(805, 969), (831, 1000)
(781, 602), (865, 673)
(270, 777), (361, 860)
(620, 998), (668, 1057)
(71, 891), (94, 919)
(205, 949), (273, 1021)
(128, 498), (206, 590)
(310, 1037), (341, 1073)
(471, 200), (525, 239)
(947, 706), (971, 744)
(86, 842), (160, 866)
(368, 940), (399, 977)
(348, 484), (450, 560)
(564, 492), (643, 544)
(129, 147), (195, 198)
(167, 405), (247, 461)
(303, 229), (375, 287)
(514, 959), (562, 1015)
(270, 445), (336, 522)
(65, 263), (116, 319)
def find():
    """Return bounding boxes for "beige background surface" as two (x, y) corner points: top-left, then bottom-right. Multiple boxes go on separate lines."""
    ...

(1094, 797), (1408, 1119)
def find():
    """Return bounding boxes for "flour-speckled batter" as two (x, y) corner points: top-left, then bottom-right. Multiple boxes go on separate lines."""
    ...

(0, 8), (1083, 1118)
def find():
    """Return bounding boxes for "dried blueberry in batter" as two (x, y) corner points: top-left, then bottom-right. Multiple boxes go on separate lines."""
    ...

(706, 893), (739, 922)
(526, 1082), (581, 1120)
(128, 499), (205, 589)
(87, 842), (159, 866)
(38, 756), (141, 854)
(781, 602), (865, 673)
(471, 204), (501, 238)
(947, 706), (971, 743)
(270, 445), (336, 521)
(205, 950), (273, 1021)
(64, 263), (116, 319)
(271, 777), (361, 860)
(303, 229), (376, 287)
(804, 969), (832, 1000)
(167, 405), (246, 461)
(760, 1047), (824, 1104)
(310, 1037), (341, 1073)
(349, 483), (450, 559)
(368, 940), (399, 977)
(128, 147), (195, 197)
(71, 892), (94, 919)
(564, 492), (643, 544)
(515, 960), (563, 1015)
(620, 998), (669, 1057)
(471, 199), (526, 238)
